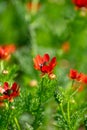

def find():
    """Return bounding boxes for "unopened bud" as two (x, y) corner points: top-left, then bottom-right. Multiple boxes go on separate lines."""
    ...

(49, 74), (56, 79)
(29, 80), (38, 87)
(80, 7), (87, 17)
(11, 106), (15, 109)
(2, 70), (9, 75)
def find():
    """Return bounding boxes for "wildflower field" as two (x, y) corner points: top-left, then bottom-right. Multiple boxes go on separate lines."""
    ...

(0, 0), (87, 130)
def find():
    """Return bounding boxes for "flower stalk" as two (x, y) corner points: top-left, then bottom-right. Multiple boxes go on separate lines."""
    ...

(14, 117), (21, 130)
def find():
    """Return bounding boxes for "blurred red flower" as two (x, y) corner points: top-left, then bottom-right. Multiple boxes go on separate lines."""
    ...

(33, 54), (57, 76)
(69, 69), (87, 83)
(61, 42), (70, 53)
(80, 74), (87, 84)
(72, 0), (87, 8)
(0, 82), (19, 102)
(26, 2), (41, 11)
(76, 73), (85, 81)
(69, 69), (78, 79)
(0, 44), (16, 60)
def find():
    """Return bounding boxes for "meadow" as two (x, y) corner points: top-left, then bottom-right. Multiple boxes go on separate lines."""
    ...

(0, 0), (87, 130)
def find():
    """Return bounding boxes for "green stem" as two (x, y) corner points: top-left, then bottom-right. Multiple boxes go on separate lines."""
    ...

(14, 117), (21, 130)
(33, 79), (44, 129)
(72, 80), (74, 87)
(0, 61), (4, 73)
(60, 102), (72, 130)
(70, 85), (81, 98)
(60, 103), (66, 121)
(67, 101), (71, 128)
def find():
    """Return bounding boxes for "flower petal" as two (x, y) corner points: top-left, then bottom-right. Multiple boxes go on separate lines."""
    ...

(33, 54), (43, 70)
(43, 54), (50, 63)
(72, 0), (87, 8)
(49, 57), (57, 69)
(4, 82), (9, 90)
(11, 82), (18, 91)
(69, 69), (78, 79)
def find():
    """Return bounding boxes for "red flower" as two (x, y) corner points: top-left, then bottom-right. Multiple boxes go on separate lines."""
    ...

(0, 82), (20, 102)
(69, 69), (87, 84)
(69, 69), (87, 92)
(72, 0), (87, 8)
(33, 54), (57, 75)
(76, 72), (87, 84)
(76, 73), (85, 81)
(33, 54), (49, 70)
(0, 44), (16, 60)
(69, 69), (78, 79)
(80, 74), (87, 84)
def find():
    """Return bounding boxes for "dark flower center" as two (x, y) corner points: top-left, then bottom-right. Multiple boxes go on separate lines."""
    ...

(39, 62), (46, 68)
(3, 89), (13, 96)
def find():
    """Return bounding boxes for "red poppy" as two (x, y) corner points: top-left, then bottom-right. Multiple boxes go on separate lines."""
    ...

(33, 54), (49, 71)
(33, 54), (57, 75)
(69, 69), (87, 82)
(69, 69), (78, 79)
(0, 44), (16, 60)
(41, 57), (57, 74)
(76, 73), (85, 81)
(80, 74), (87, 84)
(72, 0), (87, 8)
(0, 82), (20, 102)
(69, 69), (87, 93)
